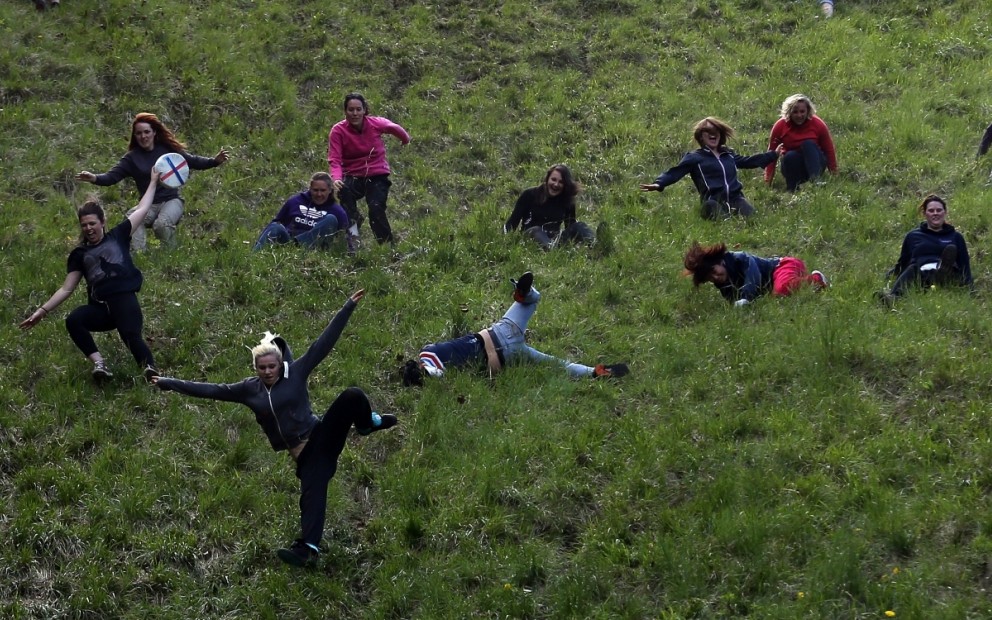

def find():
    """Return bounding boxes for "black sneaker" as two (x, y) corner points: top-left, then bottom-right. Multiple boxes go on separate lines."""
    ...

(594, 363), (629, 378)
(511, 271), (534, 302)
(357, 412), (398, 436)
(143, 365), (159, 383)
(937, 244), (957, 281)
(92, 360), (113, 381)
(277, 540), (319, 568)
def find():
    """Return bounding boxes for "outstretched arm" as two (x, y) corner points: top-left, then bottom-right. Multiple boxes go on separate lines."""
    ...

(292, 290), (365, 377)
(19, 271), (83, 330)
(127, 169), (160, 230)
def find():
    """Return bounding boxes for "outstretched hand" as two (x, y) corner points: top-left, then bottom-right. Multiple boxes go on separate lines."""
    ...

(19, 310), (43, 330)
(76, 171), (96, 183)
(350, 289), (365, 303)
(639, 183), (661, 192)
(214, 148), (230, 164)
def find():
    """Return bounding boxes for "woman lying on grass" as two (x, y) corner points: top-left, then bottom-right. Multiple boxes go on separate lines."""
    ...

(683, 241), (828, 306)
(640, 117), (783, 220)
(876, 195), (972, 305)
(152, 290), (397, 568)
(20, 170), (162, 382)
(402, 271), (628, 386)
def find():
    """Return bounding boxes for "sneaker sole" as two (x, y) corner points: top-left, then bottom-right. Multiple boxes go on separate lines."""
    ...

(277, 548), (315, 567)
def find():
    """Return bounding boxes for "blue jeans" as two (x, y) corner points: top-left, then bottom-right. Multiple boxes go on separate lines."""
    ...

(781, 140), (826, 191)
(339, 175), (393, 244)
(253, 215), (340, 251)
(489, 285), (596, 378)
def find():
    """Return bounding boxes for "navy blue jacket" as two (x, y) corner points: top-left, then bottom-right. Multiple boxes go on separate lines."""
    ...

(654, 147), (778, 202)
(715, 251), (781, 302)
(893, 223), (972, 285)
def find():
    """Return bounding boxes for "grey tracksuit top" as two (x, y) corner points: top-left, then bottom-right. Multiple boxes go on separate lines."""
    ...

(155, 298), (356, 452)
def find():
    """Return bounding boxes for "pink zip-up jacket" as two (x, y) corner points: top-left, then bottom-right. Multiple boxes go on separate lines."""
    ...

(327, 116), (410, 180)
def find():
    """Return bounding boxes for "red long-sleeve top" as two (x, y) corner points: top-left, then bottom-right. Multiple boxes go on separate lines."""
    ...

(764, 115), (837, 183)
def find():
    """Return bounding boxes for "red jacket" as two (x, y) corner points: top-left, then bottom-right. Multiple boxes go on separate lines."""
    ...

(764, 115), (836, 183)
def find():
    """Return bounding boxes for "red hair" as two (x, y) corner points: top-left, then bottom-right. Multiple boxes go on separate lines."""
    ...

(128, 112), (186, 152)
(683, 241), (729, 286)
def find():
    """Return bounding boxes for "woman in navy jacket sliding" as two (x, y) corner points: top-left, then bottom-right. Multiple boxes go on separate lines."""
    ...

(641, 117), (783, 220)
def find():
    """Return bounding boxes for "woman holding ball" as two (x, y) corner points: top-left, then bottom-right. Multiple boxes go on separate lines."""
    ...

(77, 113), (229, 250)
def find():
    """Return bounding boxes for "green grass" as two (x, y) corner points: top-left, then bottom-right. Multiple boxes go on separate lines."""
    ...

(4, 0), (992, 617)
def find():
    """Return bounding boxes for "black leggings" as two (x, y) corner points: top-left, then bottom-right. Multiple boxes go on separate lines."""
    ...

(65, 292), (154, 367)
(295, 387), (374, 547)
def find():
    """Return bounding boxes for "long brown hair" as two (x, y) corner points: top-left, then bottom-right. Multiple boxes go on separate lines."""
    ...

(128, 112), (186, 152)
(683, 241), (729, 286)
(538, 163), (580, 206)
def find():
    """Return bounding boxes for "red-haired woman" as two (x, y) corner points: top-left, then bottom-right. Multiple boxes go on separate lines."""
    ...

(683, 241), (828, 306)
(504, 164), (594, 250)
(77, 113), (229, 250)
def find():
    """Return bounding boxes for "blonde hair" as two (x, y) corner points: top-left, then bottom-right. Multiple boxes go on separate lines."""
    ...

(251, 331), (282, 365)
(780, 94), (816, 120)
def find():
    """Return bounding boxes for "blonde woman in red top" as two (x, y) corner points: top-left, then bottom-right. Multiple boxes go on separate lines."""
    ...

(764, 94), (837, 191)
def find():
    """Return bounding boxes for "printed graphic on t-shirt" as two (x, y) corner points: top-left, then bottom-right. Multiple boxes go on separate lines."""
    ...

(82, 239), (127, 285)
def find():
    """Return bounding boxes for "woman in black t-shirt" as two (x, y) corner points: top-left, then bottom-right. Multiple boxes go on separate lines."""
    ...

(20, 170), (162, 382)
(504, 164), (594, 250)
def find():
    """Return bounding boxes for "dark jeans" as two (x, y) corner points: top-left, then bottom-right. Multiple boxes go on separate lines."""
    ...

(524, 221), (595, 250)
(781, 140), (826, 191)
(65, 292), (154, 367)
(295, 387), (373, 547)
(700, 195), (754, 220)
(339, 175), (393, 244)
(890, 264), (961, 296)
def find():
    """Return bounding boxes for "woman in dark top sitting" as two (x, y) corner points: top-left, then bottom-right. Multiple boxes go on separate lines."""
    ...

(878, 195), (972, 303)
(504, 164), (594, 250)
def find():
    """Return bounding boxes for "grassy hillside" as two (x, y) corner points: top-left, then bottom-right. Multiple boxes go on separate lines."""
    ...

(3, 0), (992, 617)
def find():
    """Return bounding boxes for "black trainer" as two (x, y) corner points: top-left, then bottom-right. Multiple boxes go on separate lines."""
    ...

(277, 540), (319, 567)
(937, 244), (957, 282)
(92, 360), (113, 381)
(143, 365), (160, 383)
(357, 412), (398, 436)
(511, 271), (534, 302)
(594, 363), (629, 378)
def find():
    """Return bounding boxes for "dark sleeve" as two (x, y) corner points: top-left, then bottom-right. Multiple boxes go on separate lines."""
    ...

(271, 197), (294, 225)
(978, 123), (992, 158)
(93, 153), (134, 187)
(734, 150), (778, 170)
(653, 153), (695, 189)
(740, 254), (762, 301)
(564, 199), (577, 227)
(67, 247), (84, 275)
(156, 377), (253, 403)
(504, 189), (534, 232)
(956, 234), (973, 285)
(291, 298), (358, 377)
(181, 150), (221, 171)
(891, 231), (915, 276)
(327, 203), (349, 230)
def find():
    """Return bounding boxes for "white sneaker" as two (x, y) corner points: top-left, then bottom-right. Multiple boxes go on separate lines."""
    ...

(811, 270), (829, 290)
(820, 2), (834, 18)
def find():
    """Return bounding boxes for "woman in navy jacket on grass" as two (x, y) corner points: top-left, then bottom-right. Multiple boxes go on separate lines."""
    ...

(153, 290), (397, 568)
(878, 195), (972, 303)
(641, 117), (783, 220)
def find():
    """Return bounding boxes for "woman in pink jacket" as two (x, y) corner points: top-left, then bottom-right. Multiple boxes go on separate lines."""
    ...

(327, 93), (410, 248)
(764, 94), (837, 192)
